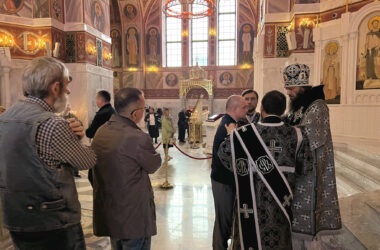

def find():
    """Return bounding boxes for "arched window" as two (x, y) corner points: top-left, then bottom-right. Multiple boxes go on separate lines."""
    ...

(165, 4), (182, 67)
(217, 0), (236, 66)
(190, 4), (209, 66)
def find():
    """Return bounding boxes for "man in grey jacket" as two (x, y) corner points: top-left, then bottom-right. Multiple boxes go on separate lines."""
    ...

(91, 87), (162, 250)
(0, 57), (96, 250)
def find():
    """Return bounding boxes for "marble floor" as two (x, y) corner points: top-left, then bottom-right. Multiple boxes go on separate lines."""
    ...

(1, 140), (380, 249)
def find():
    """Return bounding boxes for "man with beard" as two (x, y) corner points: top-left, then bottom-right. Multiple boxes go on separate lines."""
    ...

(283, 63), (342, 249)
(0, 57), (96, 250)
(238, 89), (260, 126)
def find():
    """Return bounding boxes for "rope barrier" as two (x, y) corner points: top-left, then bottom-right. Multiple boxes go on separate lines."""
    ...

(154, 142), (162, 150)
(172, 143), (212, 160)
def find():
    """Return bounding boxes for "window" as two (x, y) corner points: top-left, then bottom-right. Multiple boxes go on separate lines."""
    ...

(165, 4), (182, 67)
(217, 0), (236, 66)
(190, 4), (209, 66)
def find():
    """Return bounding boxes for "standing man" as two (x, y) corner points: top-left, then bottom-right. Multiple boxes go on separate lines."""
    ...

(85, 90), (115, 139)
(218, 91), (303, 250)
(177, 108), (187, 143)
(85, 90), (115, 181)
(145, 107), (160, 144)
(239, 89), (260, 126)
(0, 57), (96, 250)
(211, 95), (248, 250)
(283, 64), (342, 249)
(91, 88), (162, 250)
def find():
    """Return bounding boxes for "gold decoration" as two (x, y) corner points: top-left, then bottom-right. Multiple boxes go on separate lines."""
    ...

(314, 16), (321, 27)
(160, 143), (173, 189)
(345, 0), (352, 13)
(325, 42), (338, 55)
(368, 16), (380, 31)
(179, 79), (213, 97)
(189, 95), (203, 148)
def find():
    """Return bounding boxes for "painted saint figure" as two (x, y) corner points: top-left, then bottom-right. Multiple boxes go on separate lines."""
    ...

(111, 30), (121, 67)
(4, 0), (16, 12)
(127, 28), (138, 66)
(365, 18), (380, 80)
(92, 1), (104, 32)
(148, 28), (158, 64)
(323, 42), (340, 100)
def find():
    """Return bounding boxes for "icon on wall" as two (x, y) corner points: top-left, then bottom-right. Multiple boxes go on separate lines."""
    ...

(219, 72), (233, 86)
(91, 0), (105, 33)
(166, 73), (178, 87)
(356, 14), (380, 89)
(124, 4), (137, 20)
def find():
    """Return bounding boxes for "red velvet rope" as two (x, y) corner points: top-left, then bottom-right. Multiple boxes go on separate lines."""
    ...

(154, 142), (162, 150)
(172, 143), (212, 160)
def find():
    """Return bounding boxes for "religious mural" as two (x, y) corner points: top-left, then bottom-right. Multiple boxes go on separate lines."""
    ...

(0, 0), (23, 14)
(357, 13), (380, 89)
(146, 27), (160, 66)
(264, 24), (275, 57)
(166, 73), (178, 87)
(110, 0), (121, 24)
(91, 0), (105, 33)
(239, 24), (254, 64)
(295, 16), (314, 50)
(126, 27), (139, 66)
(219, 72), (233, 86)
(124, 4), (137, 20)
(33, 0), (49, 18)
(111, 29), (122, 68)
(84, 0), (109, 35)
(322, 41), (341, 104)
(51, 0), (63, 22)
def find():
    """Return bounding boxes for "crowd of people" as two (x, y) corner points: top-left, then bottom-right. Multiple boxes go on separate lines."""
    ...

(0, 57), (341, 250)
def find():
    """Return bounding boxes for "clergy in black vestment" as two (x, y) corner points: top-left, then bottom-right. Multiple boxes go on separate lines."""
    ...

(218, 91), (303, 250)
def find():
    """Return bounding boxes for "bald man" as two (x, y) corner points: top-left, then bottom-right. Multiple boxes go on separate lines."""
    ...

(211, 95), (248, 250)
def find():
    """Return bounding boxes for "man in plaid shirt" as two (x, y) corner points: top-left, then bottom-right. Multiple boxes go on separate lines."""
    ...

(0, 57), (96, 250)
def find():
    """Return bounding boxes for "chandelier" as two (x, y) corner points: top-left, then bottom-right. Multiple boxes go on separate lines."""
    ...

(162, 0), (216, 19)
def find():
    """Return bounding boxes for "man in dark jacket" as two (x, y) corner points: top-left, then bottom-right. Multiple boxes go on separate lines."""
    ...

(85, 90), (115, 139)
(211, 95), (248, 250)
(177, 108), (188, 143)
(91, 88), (162, 250)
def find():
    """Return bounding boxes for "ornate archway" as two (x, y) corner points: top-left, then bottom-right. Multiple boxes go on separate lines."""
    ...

(179, 64), (214, 114)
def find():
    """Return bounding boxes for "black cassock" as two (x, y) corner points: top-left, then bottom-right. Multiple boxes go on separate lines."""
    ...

(218, 117), (302, 250)
(177, 111), (188, 142)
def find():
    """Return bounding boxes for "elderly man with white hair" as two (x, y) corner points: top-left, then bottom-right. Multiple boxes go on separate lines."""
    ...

(0, 56), (96, 250)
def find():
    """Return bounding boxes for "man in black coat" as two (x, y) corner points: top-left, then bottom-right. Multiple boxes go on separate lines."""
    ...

(177, 108), (188, 143)
(86, 90), (115, 182)
(211, 95), (248, 250)
(86, 90), (115, 139)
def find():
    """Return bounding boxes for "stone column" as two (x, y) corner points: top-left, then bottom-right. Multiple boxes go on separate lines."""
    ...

(209, 95), (214, 115)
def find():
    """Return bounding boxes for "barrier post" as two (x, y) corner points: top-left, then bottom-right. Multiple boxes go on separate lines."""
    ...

(160, 143), (173, 189)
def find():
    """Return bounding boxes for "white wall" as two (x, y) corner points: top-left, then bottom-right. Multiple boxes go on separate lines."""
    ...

(255, 2), (380, 154)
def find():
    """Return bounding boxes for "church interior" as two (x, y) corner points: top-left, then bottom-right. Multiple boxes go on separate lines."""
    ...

(0, 0), (380, 249)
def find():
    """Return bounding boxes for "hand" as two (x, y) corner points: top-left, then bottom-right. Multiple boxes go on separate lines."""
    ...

(225, 123), (237, 135)
(68, 118), (84, 139)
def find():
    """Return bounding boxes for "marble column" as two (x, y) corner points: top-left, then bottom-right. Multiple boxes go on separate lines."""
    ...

(208, 95), (214, 115)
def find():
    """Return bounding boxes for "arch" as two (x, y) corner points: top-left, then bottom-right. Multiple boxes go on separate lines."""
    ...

(179, 79), (213, 98)
(349, 2), (380, 34)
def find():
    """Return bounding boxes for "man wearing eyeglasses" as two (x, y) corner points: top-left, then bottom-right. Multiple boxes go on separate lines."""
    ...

(91, 88), (162, 250)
